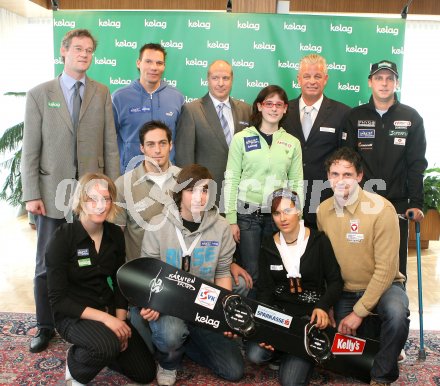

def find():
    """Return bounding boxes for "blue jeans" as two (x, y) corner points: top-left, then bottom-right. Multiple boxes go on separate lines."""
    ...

(149, 315), (244, 381)
(246, 341), (314, 386)
(334, 282), (410, 383)
(237, 212), (275, 296)
(129, 306), (154, 353)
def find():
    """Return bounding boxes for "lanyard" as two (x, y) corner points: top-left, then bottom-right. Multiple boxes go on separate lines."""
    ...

(174, 225), (202, 271)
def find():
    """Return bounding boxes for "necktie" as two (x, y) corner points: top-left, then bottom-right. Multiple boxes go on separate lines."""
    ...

(217, 103), (232, 145)
(72, 81), (82, 130)
(302, 105), (313, 140)
(72, 81), (82, 173)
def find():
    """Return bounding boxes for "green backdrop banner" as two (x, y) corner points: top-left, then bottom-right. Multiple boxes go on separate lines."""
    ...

(53, 11), (405, 107)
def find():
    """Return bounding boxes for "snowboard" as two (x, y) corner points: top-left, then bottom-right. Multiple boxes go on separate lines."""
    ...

(117, 257), (380, 383)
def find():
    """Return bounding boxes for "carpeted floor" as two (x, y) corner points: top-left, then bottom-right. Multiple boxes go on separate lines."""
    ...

(1, 312), (439, 385)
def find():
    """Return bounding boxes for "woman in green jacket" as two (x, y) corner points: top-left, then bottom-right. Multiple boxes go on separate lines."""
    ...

(224, 85), (303, 297)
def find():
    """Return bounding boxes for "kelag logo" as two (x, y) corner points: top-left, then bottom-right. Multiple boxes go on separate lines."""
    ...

(161, 40), (183, 50)
(278, 60), (299, 69)
(185, 58), (208, 67)
(95, 57), (117, 67)
(376, 25), (399, 36)
(299, 43), (322, 54)
(346, 44), (368, 55)
(237, 20), (260, 31)
(330, 23), (353, 34)
(338, 82), (360, 92)
(207, 40), (229, 51)
(98, 18), (121, 28)
(328, 62), (347, 72)
(253, 41), (276, 52)
(188, 19), (211, 29)
(144, 19), (167, 29)
(53, 19), (75, 28)
(115, 39), (137, 49)
(283, 22), (306, 32)
(232, 59), (254, 69)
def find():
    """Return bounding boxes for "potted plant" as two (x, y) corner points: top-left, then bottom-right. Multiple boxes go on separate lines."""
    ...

(409, 167), (440, 249)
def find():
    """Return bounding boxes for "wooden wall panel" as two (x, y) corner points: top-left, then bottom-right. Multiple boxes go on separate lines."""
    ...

(30, 0), (440, 14)
(291, 0), (440, 15)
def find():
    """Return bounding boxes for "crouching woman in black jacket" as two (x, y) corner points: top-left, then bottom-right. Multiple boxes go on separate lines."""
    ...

(46, 173), (155, 385)
(246, 188), (343, 386)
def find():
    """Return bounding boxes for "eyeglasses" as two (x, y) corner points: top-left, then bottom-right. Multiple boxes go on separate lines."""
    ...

(272, 208), (299, 216)
(72, 46), (94, 55)
(261, 101), (286, 109)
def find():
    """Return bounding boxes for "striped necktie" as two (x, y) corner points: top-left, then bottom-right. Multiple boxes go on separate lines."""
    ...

(217, 103), (232, 145)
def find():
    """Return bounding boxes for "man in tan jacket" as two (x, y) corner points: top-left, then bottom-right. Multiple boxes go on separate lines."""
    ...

(317, 147), (409, 386)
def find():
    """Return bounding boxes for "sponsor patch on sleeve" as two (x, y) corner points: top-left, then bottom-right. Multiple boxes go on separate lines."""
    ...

(255, 305), (292, 328)
(331, 333), (366, 355)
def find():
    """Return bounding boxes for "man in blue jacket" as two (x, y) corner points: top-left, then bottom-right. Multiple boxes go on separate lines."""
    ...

(112, 43), (184, 173)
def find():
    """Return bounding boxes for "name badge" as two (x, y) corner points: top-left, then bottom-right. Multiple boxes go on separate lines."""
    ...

(77, 248), (89, 256)
(78, 258), (92, 267)
(270, 264), (284, 271)
(244, 136), (261, 152)
(346, 233), (364, 243)
(320, 127), (336, 133)
(48, 101), (61, 108)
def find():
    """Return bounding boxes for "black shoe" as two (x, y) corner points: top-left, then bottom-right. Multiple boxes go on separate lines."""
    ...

(29, 328), (55, 353)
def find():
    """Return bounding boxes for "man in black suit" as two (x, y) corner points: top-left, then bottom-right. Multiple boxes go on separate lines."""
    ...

(283, 54), (350, 228)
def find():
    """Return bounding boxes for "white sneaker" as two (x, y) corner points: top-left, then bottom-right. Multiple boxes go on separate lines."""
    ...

(65, 351), (86, 386)
(156, 364), (177, 386)
(398, 349), (406, 363)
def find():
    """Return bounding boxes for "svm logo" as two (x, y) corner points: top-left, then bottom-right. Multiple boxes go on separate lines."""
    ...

(299, 43), (322, 54)
(283, 22), (306, 32)
(109, 77), (131, 85)
(253, 41), (276, 52)
(207, 40), (229, 50)
(331, 333), (366, 355)
(376, 25), (399, 36)
(53, 19), (75, 28)
(237, 20), (260, 31)
(161, 39), (183, 50)
(392, 46), (404, 55)
(232, 59), (255, 69)
(246, 79), (269, 88)
(144, 19), (167, 29)
(278, 60), (299, 69)
(185, 58), (208, 67)
(115, 39), (137, 49)
(195, 284), (220, 310)
(338, 82), (360, 92)
(98, 18), (121, 28)
(188, 20), (211, 29)
(345, 45), (368, 55)
(330, 23), (352, 34)
(94, 57), (117, 67)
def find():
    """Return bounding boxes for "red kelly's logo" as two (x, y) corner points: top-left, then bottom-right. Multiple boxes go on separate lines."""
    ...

(331, 333), (366, 355)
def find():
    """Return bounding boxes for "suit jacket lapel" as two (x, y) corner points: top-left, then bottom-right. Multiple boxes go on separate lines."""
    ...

(80, 76), (96, 121)
(290, 98), (306, 143)
(49, 77), (74, 133)
(201, 94), (229, 150)
(309, 96), (330, 140)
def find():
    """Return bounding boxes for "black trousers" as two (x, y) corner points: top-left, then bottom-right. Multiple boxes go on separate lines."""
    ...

(56, 317), (155, 384)
(398, 217), (409, 279)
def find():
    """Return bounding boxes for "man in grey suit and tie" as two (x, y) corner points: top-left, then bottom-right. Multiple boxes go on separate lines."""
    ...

(174, 60), (251, 208)
(21, 29), (120, 353)
(283, 54), (351, 229)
